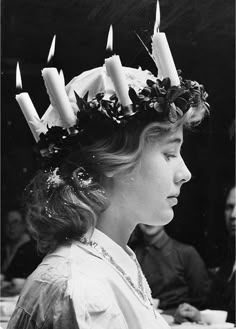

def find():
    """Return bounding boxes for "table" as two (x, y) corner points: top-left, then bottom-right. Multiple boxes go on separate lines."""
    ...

(0, 292), (234, 329)
(170, 324), (235, 328)
(161, 313), (235, 328)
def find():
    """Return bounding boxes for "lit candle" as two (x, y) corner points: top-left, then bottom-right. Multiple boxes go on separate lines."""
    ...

(152, 1), (180, 86)
(105, 25), (132, 107)
(15, 62), (40, 142)
(42, 35), (76, 128)
(42, 67), (76, 128)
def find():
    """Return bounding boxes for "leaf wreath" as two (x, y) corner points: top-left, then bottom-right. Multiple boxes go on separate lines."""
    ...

(36, 72), (209, 169)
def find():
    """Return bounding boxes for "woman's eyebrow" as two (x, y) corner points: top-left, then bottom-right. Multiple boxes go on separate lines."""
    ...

(166, 137), (182, 145)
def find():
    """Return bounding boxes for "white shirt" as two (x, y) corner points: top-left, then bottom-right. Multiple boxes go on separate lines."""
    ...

(9, 229), (170, 329)
(68, 229), (169, 328)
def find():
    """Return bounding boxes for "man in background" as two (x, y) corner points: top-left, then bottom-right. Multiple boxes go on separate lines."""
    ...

(130, 224), (210, 312)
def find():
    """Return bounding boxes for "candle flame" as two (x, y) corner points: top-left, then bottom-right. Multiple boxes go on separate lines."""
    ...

(47, 35), (56, 63)
(154, 0), (160, 33)
(16, 62), (22, 89)
(106, 25), (113, 51)
(59, 69), (65, 86)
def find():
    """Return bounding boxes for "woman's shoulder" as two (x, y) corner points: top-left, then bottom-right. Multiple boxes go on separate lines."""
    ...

(24, 240), (120, 309)
(19, 242), (111, 301)
(14, 243), (118, 327)
(27, 240), (106, 284)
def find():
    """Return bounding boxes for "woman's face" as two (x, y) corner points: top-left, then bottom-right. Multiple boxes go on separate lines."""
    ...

(6, 210), (25, 242)
(114, 126), (191, 226)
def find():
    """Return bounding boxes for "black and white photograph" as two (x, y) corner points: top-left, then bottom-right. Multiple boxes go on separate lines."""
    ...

(1, 0), (235, 328)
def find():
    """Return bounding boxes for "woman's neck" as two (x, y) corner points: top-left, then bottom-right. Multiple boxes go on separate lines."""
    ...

(96, 203), (136, 250)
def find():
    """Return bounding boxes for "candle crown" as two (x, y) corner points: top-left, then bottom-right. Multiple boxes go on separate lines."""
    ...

(18, 23), (209, 170)
(35, 66), (209, 169)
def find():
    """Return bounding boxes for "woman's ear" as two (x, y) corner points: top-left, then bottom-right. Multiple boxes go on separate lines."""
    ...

(100, 173), (114, 188)
(103, 171), (115, 178)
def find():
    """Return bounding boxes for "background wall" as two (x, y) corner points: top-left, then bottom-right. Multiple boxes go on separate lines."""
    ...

(2, 0), (235, 266)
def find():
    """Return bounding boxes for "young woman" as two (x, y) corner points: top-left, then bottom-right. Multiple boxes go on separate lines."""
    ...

(8, 65), (209, 328)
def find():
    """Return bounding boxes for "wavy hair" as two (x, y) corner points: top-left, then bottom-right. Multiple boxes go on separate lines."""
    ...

(24, 106), (208, 254)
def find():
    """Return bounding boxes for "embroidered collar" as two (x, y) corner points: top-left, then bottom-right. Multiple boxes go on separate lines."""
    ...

(79, 229), (157, 316)
(86, 228), (139, 282)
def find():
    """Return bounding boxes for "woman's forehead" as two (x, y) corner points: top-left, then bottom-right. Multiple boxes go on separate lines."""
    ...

(154, 126), (184, 147)
(166, 129), (183, 143)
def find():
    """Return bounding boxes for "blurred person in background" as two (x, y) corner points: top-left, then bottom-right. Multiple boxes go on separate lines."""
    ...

(129, 224), (210, 313)
(1, 206), (42, 282)
(206, 183), (235, 323)
(174, 183), (235, 324)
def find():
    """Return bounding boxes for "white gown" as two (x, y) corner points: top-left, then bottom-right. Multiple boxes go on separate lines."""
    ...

(8, 229), (170, 329)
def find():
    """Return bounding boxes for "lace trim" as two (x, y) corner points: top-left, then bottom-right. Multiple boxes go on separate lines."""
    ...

(80, 237), (158, 319)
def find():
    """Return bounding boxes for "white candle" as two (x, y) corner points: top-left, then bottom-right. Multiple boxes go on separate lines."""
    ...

(15, 62), (40, 142)
(152, 33), (180, 86)
(151, 35), (164, 79)
(105, 25), (132, 107)
(105, 55), (132, 107)
(42, 67), (76, 128)
(15, 93), (40, 141)
(152, 0), (180, 86)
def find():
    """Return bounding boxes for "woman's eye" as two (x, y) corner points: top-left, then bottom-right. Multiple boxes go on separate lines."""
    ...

(164, 153), (177, 160)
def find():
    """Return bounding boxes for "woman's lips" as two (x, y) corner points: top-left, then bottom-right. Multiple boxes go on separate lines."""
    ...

(167, 197), (178, 206)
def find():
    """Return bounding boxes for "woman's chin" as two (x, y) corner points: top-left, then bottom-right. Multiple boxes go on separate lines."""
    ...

(161, 210), (174, 225)
(145, 209), (174, 226)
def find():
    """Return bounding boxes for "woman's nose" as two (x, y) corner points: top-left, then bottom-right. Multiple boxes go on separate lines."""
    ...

(175, 158), (192, 185)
